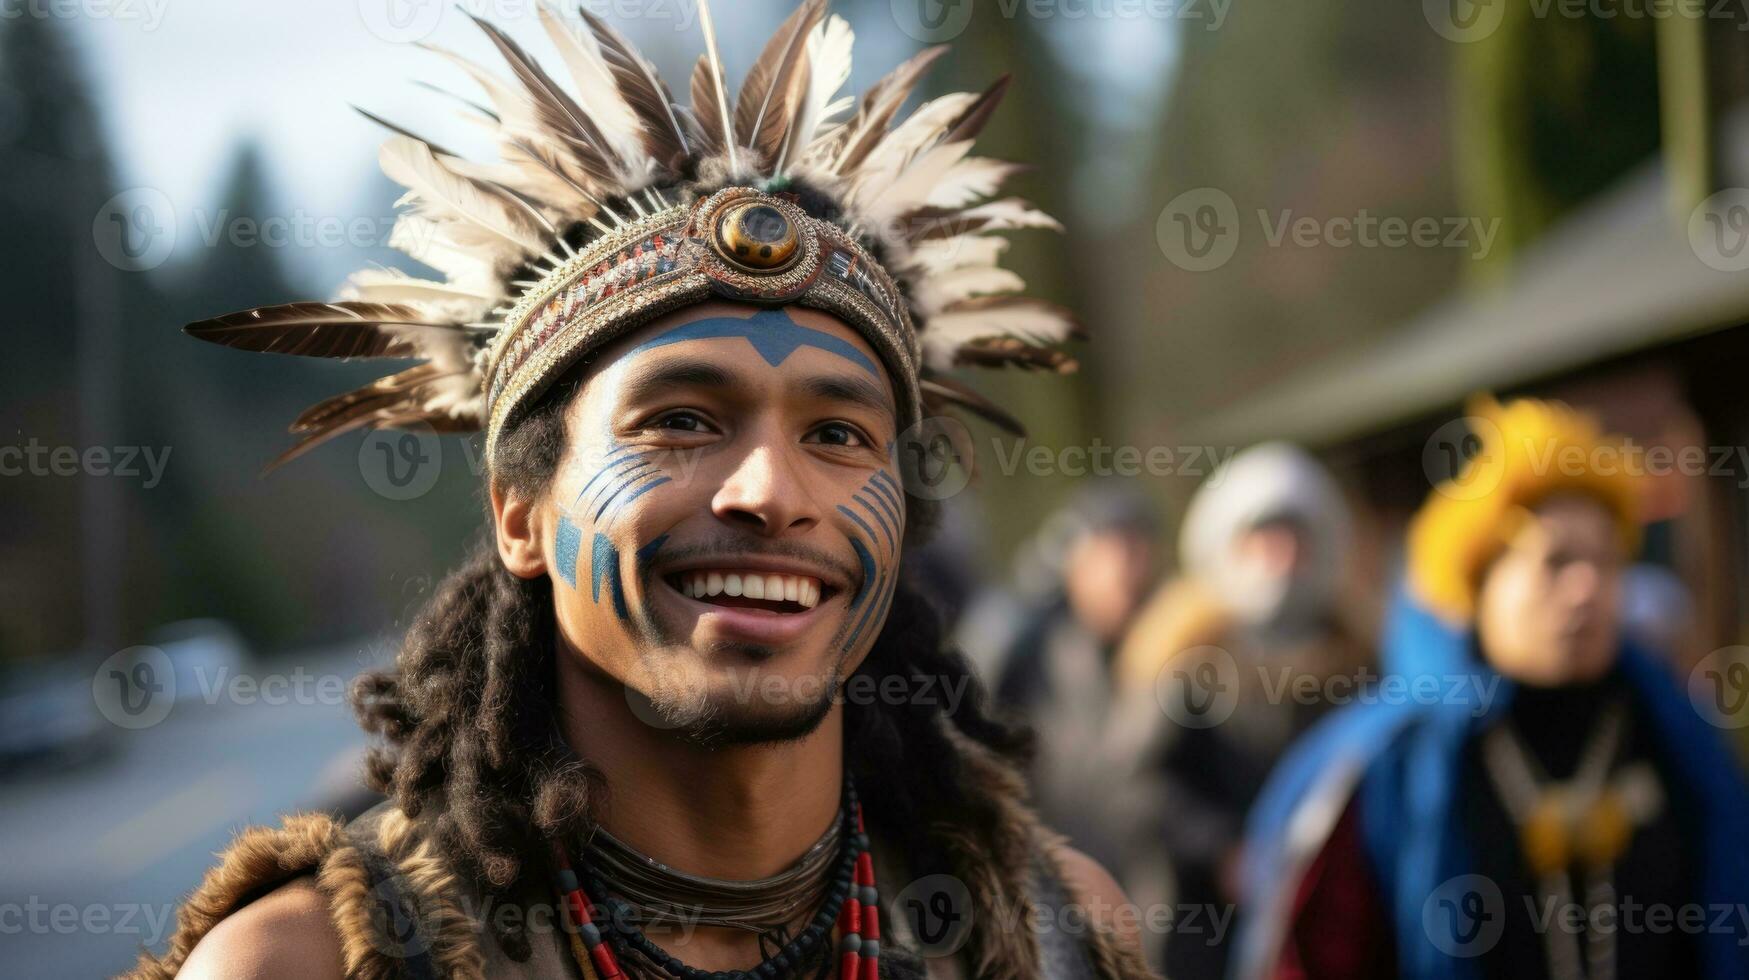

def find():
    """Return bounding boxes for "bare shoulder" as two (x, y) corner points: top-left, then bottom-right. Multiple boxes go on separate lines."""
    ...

(1054, 846), (1144, 951)
(177, 876), (345, 980)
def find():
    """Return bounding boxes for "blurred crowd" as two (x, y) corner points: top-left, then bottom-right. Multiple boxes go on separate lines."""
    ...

(951, 396), (1749, 980)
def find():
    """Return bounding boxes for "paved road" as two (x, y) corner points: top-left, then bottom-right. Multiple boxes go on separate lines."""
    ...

(1, 643), (383, 978)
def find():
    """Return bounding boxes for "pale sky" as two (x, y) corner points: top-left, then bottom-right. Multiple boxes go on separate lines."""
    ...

(62, 0), (1173, 291)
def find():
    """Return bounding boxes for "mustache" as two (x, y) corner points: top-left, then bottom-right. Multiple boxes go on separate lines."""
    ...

(642, 533), (863, 589)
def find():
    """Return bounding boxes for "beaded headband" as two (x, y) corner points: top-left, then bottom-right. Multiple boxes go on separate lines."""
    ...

(482, 186), (921, 465)
(184, 0), (1079, 474)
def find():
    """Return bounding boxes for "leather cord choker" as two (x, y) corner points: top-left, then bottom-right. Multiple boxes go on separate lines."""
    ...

(581, 809), (843, 935)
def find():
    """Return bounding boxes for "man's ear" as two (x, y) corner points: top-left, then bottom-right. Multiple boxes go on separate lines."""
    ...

(491, 479), (549, 580)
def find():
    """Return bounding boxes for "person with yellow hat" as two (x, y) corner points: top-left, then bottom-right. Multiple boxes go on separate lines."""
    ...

(1233, 396), (1749, 980)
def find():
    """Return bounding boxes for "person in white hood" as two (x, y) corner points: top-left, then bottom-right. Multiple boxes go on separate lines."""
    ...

(1102, 443), (1372, 979)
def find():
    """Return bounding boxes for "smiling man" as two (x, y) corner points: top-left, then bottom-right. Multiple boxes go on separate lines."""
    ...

(529, 301), (909, 751)
(130, 4), (1151, 979)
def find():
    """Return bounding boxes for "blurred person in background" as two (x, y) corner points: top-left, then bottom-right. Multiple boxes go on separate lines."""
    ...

(128, 4), (1155, 978)
(1236, 397), (1749, 980)
(1100, 443), (1369, 979)
(971, 482), (1161, 865)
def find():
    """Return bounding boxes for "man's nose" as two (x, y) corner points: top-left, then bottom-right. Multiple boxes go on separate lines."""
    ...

(710, 439), (823, 537)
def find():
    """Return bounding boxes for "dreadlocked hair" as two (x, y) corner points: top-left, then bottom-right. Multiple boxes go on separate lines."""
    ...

(352, 366), (597, 962)
(351, 359), (1026, 963)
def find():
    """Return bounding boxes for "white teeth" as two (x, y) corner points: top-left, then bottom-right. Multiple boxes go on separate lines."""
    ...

(677, 571), (824, 608)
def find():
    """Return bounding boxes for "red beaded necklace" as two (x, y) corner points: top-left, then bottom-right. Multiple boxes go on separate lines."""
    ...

(552, 798), (880, 980)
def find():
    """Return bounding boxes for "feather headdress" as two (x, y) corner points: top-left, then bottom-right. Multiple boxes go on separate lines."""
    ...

(185, 0), (1079, 473)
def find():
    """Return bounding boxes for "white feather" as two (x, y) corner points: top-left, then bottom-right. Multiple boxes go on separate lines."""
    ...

(376, 323), (478, 374)
(857, 139), (972, 226)
(422, 44), (603, 197)
(388, 214), (500, 289)
(844, 92), (977, 204)
(925, 157), (1024, 209)
(380, 136), (550, 260)
(921, 302), (1076, 369)
(910, 266), (1025, 314)
(956, 197), (1065, 232)
(904, 235), (1009, 274)
(778, 14), (854, 173)
(340, 268), (502, 322)
(537, 2), (653, 184)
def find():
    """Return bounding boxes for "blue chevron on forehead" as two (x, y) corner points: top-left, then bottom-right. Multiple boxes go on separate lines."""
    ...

(623, 308), (879, 377)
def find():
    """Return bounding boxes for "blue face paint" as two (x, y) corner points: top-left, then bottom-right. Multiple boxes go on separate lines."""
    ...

(847, 537), (876, 611)
(562, 433), (676, 622)
(869, 468), (901, 502)
(590, 533), (629, 619)
(594, 466), (662, 522)
(555, 515), (584, 588)
(623, 308), (879, 377)
(835, 470), (904, 653)
(842, 541), (888, 653)
(574, 449), (653, 508)
(854, 491), (898, 549)
(573, 440), (671, 532)
(635, 534), (670, 564)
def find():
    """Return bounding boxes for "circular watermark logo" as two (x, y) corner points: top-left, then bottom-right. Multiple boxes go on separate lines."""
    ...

(891, 874), (974, 956)
(1422, 0), (1506, 43)
(1422, 413), (1505, 500)
(1421, 873), (1504, 957)
(366, 874), (433, 959)
(1156, 187), (1239, 272)
(358, 0), (445, 43)
(894, 415), (972, 502)
(624, 684), (687, 732)
(890, 0), (975, 42)
(359, 423), (442, 500)
(1688, 188), (1749, 273)
(92, 645), (175, 729)
(93, 188), (176, 272)
(1689, 646), (1749, 729)
(1155, 645), (1240, 729)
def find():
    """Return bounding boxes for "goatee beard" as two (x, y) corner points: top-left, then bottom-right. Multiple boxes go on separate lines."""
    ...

(634, 654), (845, 749)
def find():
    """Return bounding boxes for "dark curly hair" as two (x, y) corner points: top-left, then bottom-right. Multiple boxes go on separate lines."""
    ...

(351, 214), (1030, 960)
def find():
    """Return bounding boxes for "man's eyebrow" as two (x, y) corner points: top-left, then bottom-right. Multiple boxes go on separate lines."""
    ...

(619, 358), (740, 402)
(799, 373), (896, 420)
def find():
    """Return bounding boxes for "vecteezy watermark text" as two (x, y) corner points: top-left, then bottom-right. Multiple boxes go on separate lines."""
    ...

(989, 438), (1236, 481)
(0, 439), (171, 488)
(1156, 647), (1502, 728)
(1157, 188), (1501, 272)
(889, 0), (1230, 44)
(0, 0), (169, 30)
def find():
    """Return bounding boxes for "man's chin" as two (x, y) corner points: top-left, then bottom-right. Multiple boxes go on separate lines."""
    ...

(678, 696), (837, 748)
(631, 662), (843, 748)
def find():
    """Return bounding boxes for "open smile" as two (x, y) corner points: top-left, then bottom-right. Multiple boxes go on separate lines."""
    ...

(665, 570), (830, 613)
(656, 560), (850, 646)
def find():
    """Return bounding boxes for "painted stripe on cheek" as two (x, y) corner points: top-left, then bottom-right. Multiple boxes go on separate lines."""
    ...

(555, 515), (583, 588)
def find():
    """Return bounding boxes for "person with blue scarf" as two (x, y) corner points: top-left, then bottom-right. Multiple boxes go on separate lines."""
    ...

(1233, 396), (1749, 980)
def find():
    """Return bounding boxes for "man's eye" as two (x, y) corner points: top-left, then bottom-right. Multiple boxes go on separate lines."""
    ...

(654, 411), (711, 433)
(809, 422), (867, 448)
